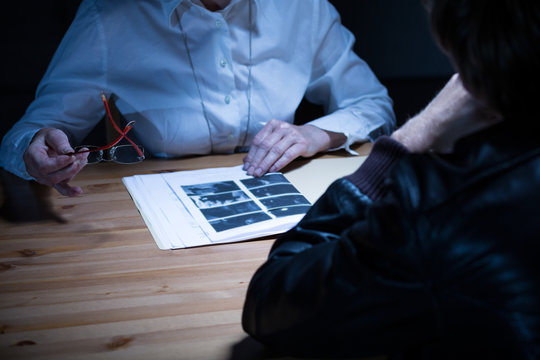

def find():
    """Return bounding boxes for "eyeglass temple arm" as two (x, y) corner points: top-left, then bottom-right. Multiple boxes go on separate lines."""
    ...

(67, 95), (145, 157)
(101, 92), (144, 158)
(70, 122), (136, 154)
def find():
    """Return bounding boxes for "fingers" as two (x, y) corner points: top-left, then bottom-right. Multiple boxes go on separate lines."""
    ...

(244, 121), (294, 175)
(267, 143), (305, 173)
(23, 128), (87, 196)
(243, 120), (279, 171)
(243, 120), (321, 177)
(248, 135), (299, 177)
(54, 181), (84, 197)
(243, 120), (292, 176)
(44, 128), (76, 155)
(39, 158), (86, 186)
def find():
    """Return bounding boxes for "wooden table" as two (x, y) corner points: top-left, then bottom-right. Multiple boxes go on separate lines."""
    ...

(0, 144), (372, 360)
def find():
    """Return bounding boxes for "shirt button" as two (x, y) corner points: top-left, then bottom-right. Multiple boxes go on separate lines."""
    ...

(219, 58), (227, 67)
(215, 19), (222, 28)
(224, 95), (231, 104)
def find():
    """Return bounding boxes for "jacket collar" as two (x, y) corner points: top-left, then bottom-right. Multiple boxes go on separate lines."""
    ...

(443, 119), (540, 173)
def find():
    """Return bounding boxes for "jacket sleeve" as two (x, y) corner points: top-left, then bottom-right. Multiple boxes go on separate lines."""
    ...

(241, 137), (433, 358)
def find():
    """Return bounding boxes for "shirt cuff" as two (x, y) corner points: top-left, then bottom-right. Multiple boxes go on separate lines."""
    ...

(0, 130), (39, 180)
(327, 132), (359, 155)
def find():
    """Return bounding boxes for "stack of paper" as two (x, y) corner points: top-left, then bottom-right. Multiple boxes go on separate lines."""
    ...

(123, 165), (311, 249)
(123, 156), (366, 250)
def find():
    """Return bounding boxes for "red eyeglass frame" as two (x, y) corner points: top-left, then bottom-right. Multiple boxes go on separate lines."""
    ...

(68, 92), (144, 158)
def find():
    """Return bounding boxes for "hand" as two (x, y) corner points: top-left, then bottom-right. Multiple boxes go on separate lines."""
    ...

(243, 119), (345, 177)
(23, 128), (88, 197)
(391, 73), (502, 153)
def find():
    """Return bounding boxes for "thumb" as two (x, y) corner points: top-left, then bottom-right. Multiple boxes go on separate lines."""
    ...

(44, 129), (74, 155)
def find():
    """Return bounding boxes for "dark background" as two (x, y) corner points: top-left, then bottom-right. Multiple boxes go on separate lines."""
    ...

(0, 0), (453, 145)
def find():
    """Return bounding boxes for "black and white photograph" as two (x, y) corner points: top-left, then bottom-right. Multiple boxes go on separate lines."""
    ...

(180, 174), (311, 233)
(190, 190), (251, 208)
(200, 200), (262, 221)
(269, 205), (312, 218)
(241, 173), (289, 188)
(248, 184), (300, 198)
(259, 194), (310, 210)
(182, 180), (240, 196)
(209, 212), (272, 232)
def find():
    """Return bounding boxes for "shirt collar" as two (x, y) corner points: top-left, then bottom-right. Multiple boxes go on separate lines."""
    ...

(161, 0), (188, 27)
(162, 0), (253, 27)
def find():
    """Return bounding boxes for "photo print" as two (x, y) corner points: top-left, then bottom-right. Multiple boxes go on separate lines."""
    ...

(240, 174), (311, 217)
(181, 174), (311, 233)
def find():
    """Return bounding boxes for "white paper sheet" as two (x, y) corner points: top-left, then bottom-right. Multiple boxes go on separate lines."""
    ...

(123, 165), (311, 249)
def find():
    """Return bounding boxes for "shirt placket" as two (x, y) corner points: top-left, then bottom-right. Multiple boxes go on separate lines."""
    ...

(206, 11), (243, 152)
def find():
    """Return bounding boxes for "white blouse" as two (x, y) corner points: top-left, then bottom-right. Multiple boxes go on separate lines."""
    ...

(0, 0), (395, 179)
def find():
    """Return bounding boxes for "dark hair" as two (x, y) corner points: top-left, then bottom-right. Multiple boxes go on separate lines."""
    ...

(429, 0), (540, 118)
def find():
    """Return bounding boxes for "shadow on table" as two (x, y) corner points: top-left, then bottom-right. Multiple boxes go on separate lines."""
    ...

(0, 168), (63, 223)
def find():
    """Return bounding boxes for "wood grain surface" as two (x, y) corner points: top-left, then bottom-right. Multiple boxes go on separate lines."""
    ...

(0, 145), (375, 360)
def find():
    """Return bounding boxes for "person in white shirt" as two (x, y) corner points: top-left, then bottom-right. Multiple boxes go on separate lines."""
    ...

(0, 0), (395, 196)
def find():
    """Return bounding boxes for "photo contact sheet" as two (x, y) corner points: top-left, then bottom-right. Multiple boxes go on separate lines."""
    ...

(181, 173), (311, 232)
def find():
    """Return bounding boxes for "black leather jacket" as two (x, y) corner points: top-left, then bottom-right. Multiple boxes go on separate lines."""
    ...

(242, 121), (540, 359)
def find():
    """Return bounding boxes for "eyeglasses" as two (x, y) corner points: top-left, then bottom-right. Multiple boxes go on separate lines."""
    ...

(69, 92), (145, 164)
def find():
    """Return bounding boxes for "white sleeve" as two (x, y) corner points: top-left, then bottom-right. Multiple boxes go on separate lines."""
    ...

(304, 0), (396, 152)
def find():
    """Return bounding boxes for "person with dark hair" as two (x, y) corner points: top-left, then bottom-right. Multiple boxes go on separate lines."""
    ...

(242, 0), (540, 358)
(0, 0), (394, 197)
